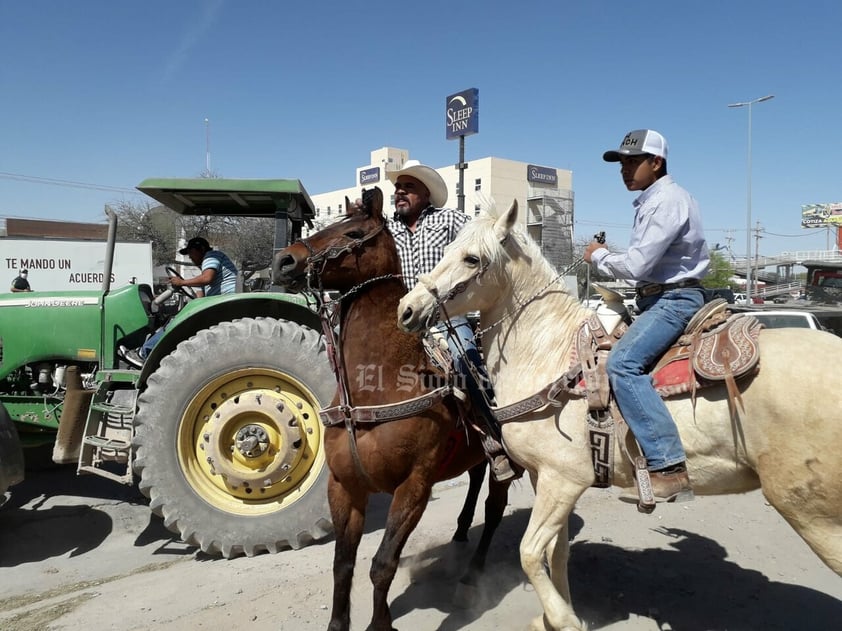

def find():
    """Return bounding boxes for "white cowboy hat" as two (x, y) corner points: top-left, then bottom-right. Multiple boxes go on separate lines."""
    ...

(386, 160), (448, 208)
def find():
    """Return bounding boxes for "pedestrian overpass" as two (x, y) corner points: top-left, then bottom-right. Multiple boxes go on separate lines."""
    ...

(731, 249), (842, 284)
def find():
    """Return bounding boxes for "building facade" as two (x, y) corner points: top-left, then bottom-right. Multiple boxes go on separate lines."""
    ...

(309, 147), (575, 271)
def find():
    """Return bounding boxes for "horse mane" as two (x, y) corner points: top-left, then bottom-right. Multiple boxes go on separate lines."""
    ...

(449, 203), (568, 297)
(444, 202), (587, 376)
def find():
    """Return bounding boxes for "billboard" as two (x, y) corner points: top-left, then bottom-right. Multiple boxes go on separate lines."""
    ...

(801, 203), (842, 227)
(3, 239), (153, 291)
(445, 88), (479, 139)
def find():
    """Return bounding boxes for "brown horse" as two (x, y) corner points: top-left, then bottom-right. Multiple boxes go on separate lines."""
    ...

(273, 187), (511, 631)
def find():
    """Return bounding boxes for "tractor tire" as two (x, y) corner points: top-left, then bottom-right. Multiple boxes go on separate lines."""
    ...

(0, 402), (25, 504)
(133, 317), (336, 558)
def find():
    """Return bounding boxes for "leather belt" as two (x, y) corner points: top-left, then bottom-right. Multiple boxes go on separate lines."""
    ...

(636, 279), (702, 299)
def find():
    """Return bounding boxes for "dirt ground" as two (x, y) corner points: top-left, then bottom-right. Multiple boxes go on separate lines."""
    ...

(1, 464), (840, 631)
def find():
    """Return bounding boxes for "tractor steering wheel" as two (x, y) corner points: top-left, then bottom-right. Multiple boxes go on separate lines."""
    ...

(165, 266), (198, 300)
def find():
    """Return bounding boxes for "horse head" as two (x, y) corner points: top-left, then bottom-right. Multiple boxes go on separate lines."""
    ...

(273, 186), (400, 293)
(398, 199), (526, 332)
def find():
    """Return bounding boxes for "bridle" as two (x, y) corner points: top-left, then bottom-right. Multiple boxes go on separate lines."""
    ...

(416, 236), (502, 332)
(296, 219), (388, 295)
(419, 234), (585, 338)
(292, 217), (437, 492)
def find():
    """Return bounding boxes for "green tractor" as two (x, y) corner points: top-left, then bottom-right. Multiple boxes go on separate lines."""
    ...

(0, 179), (336, 557)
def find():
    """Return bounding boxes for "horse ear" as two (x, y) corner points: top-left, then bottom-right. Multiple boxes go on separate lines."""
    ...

(361, 187), (384, 220)
(345, 196), (357, 216)
(493, 199), (519, 242)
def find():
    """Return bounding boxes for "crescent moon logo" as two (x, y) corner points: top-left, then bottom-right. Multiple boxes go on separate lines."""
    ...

(448, 95), (467, 107)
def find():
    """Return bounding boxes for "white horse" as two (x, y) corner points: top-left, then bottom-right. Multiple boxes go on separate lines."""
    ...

(397, 200), (842, 631)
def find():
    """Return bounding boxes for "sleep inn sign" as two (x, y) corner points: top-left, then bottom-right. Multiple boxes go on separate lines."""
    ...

(445, 88), (479, 139)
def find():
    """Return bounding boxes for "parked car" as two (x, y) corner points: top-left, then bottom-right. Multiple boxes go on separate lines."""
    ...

(708, 287), (735, 303)
(734, 310), (823, 330)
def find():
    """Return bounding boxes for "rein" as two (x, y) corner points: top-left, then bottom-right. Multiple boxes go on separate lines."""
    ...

(299, 220), (386, 269)
(422, 254), (586, 340)
(297, 221), (399, 418)
(419, 253), (589, 423)
(297, 221), (457, 491)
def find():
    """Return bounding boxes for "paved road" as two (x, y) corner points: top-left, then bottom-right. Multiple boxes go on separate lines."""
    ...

(1, 464), (840, 630)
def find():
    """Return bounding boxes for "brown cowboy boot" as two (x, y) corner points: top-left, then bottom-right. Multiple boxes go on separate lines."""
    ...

(620, 463), (694, 503)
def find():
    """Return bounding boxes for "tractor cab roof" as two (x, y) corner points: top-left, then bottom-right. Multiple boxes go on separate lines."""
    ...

(136, 178), (315, 226)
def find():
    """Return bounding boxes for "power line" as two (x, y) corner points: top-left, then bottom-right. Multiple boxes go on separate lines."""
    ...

(763, 229), (835, 238)
(0, 171), (140, 195)
(575, 219), (632, 229)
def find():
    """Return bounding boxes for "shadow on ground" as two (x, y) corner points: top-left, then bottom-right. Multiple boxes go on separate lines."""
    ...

(384, 511), (841, 631)
(0, 464), (188, 566)
(568, 526), (842, 631)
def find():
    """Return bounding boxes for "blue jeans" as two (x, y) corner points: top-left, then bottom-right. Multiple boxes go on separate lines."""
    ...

(140, 325), (166, 358)
(434, 316), (497, 428)
(606, 288), (705, 470)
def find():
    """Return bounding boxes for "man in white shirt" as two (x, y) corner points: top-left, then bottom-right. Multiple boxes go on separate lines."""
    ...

(585, 129), (709, 503)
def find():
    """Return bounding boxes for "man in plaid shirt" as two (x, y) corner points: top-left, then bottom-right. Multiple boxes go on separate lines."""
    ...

(385, 160), (519, 482)
(387, 163), (468, 292)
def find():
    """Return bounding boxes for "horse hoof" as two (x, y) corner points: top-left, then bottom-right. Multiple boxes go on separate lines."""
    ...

(453, 581), (479, 609)
(527, 615), (585, 631)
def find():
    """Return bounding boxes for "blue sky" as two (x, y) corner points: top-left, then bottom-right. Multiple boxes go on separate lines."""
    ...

(2, 1), (841, 260)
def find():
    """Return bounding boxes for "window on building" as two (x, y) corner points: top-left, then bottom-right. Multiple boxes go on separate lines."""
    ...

(474, 204), (481, 217)
(474, 178), (482, 191)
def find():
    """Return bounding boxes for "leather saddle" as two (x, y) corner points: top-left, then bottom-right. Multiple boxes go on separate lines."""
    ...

(576, 298), (763, 414)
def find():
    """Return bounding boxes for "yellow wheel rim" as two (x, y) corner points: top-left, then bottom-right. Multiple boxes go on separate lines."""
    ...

(176, 368), (324, 516)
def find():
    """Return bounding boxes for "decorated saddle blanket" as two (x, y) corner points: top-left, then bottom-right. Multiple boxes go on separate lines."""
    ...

(650, 312), (762, 397)
(575, 300), (763, 407)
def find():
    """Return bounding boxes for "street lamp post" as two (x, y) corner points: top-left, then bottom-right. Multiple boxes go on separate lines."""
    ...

(728, 94), (774, 305)
(204, 118), (211, 175)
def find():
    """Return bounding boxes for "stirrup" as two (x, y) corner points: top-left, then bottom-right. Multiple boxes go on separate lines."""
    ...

(489, 454), (520, 482)
(634, 456), (656, 514)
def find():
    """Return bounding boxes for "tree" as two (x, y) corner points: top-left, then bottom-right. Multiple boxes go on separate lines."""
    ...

(703, 250), (736, 289)
(110, 199), (180, 267)
(180, 215), (276, 272)
(110, 200), (276, 273)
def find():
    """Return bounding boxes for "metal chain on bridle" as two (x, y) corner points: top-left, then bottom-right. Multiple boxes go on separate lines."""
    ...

(426, 256), (587, 341)
(431, 230), (605, 341)
(472, 258), (587, 340)
(422, 248), (587, 407)
(296, 220), (401, 310)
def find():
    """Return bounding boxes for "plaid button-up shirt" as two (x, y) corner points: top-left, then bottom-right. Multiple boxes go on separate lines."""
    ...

(388, 205), (469, 291)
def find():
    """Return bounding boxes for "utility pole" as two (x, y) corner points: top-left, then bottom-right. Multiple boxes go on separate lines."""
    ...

(204, 118), (211, 176)
(754, 221), (763, 300)
(725, 230), (735, 260)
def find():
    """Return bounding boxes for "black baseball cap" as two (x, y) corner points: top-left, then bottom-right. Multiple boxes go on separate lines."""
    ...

(179, 236), (211, 255)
